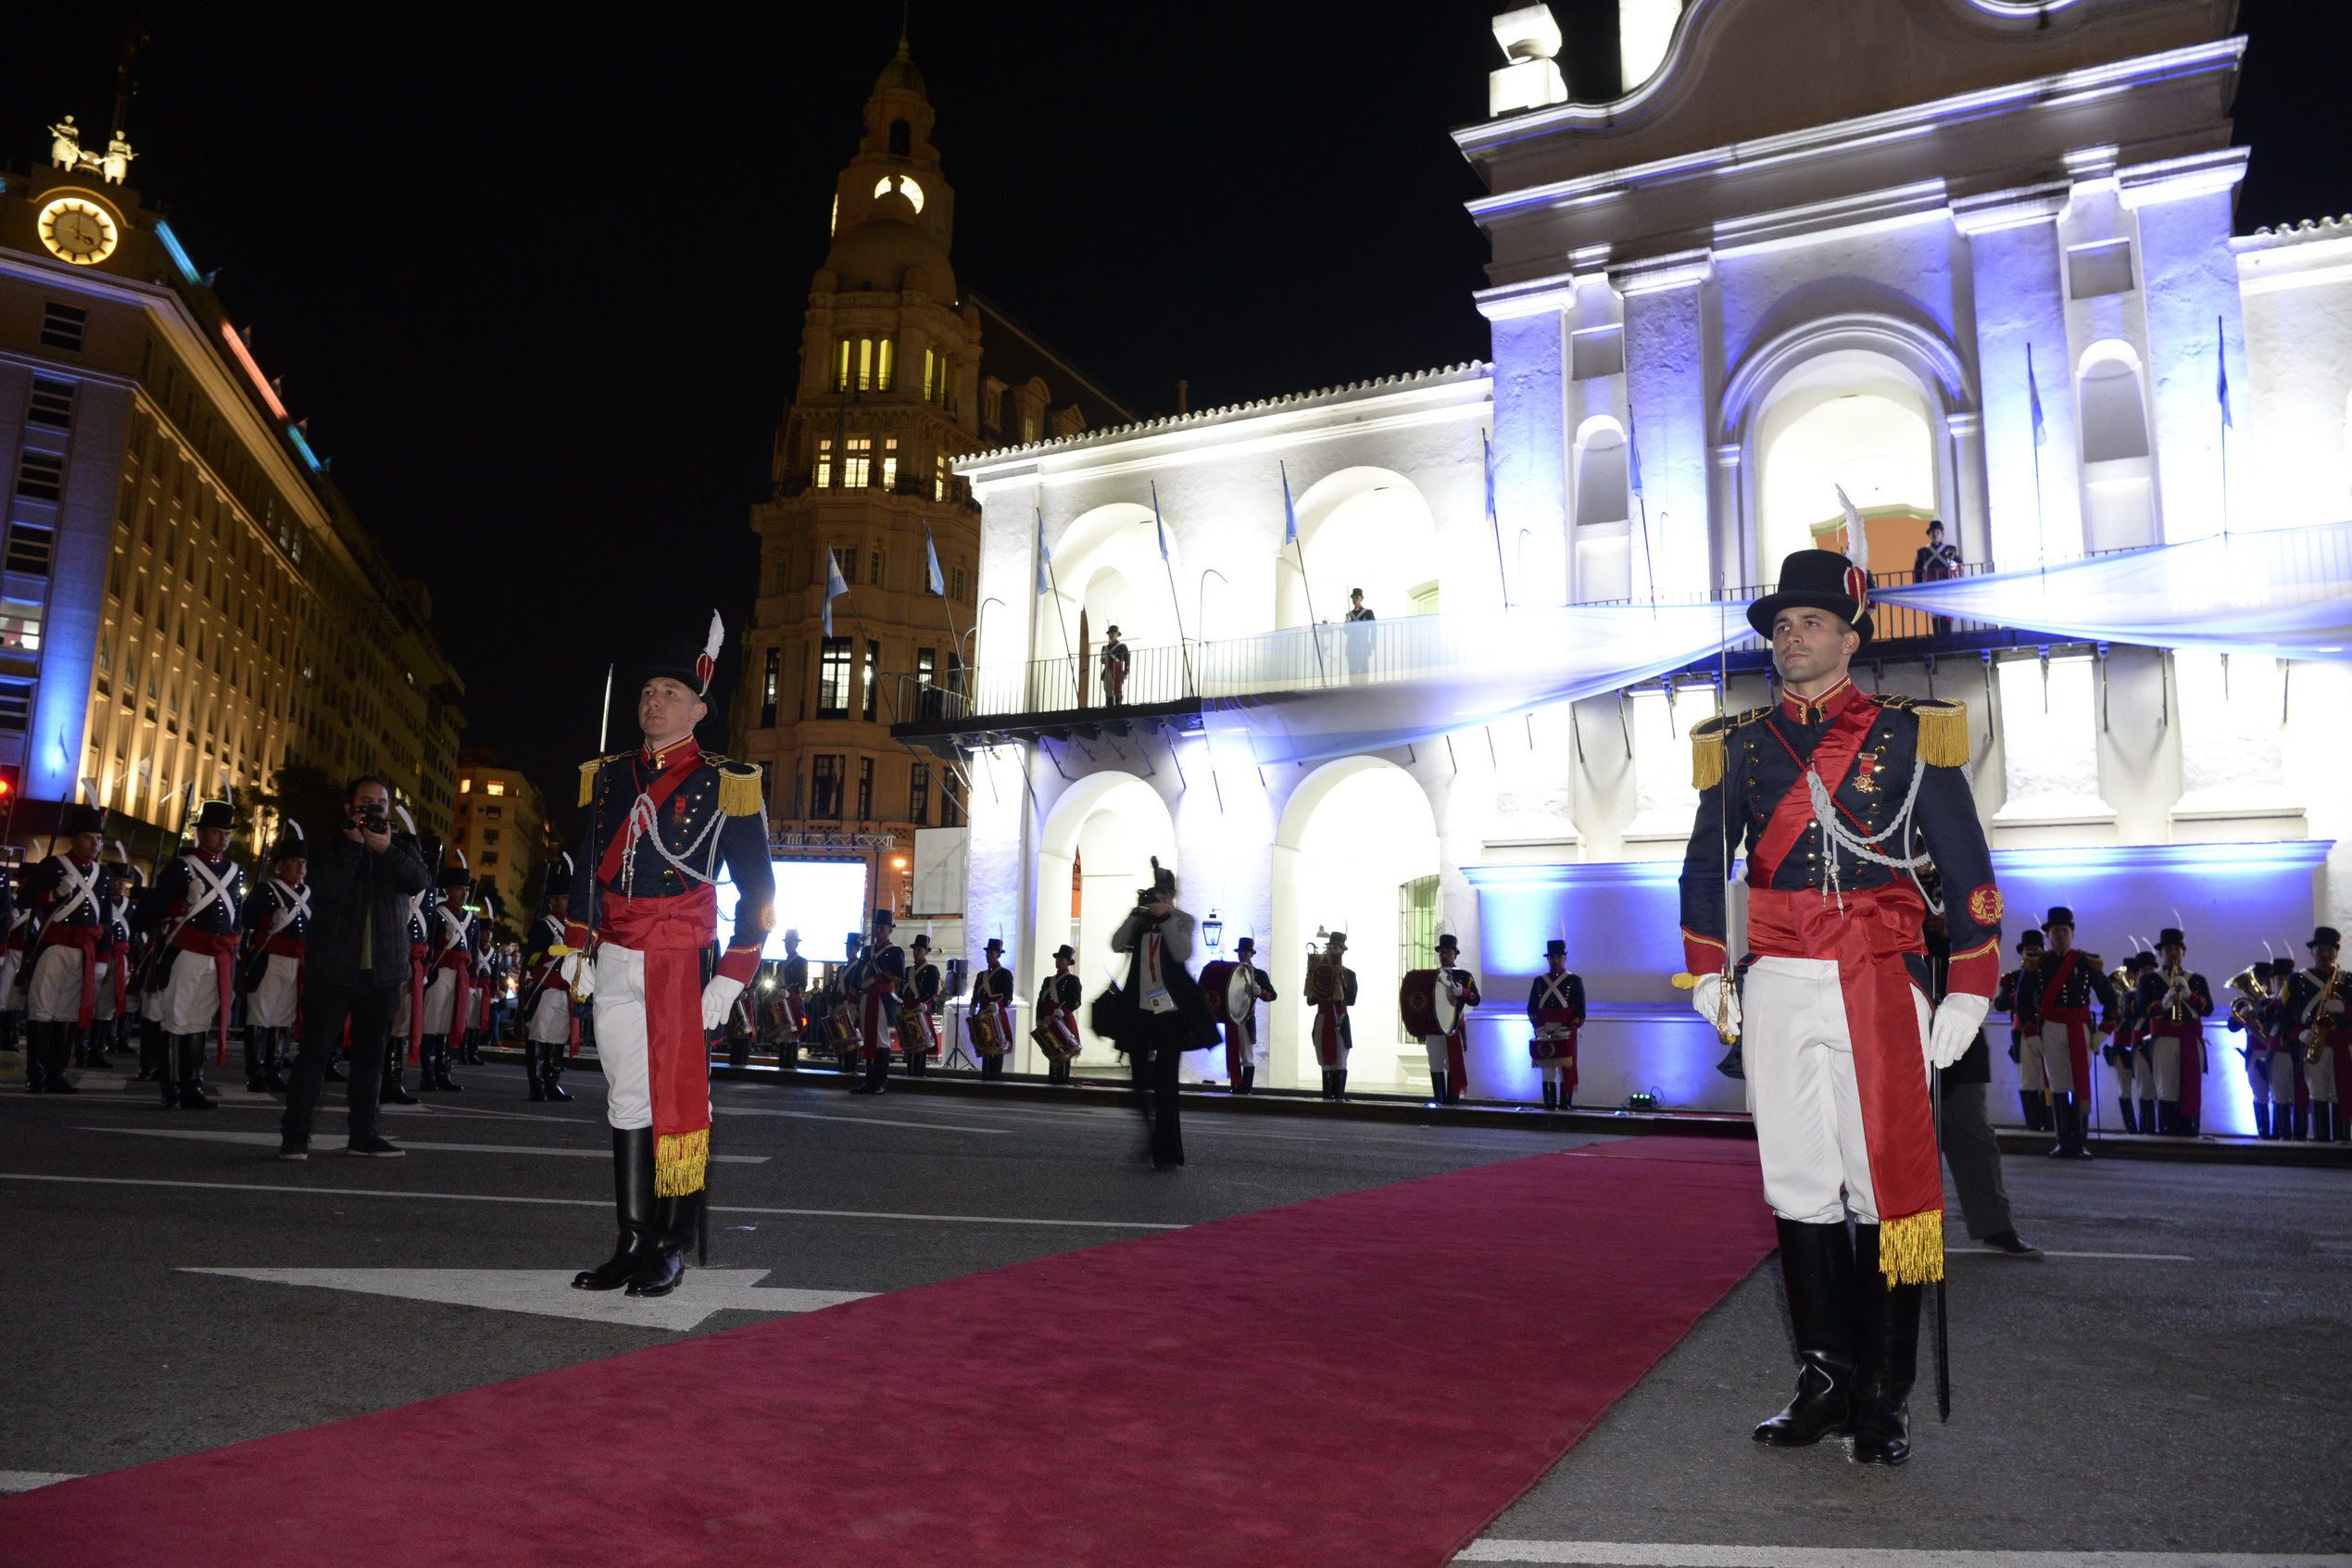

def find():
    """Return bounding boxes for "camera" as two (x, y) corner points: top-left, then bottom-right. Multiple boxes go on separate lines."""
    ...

(352, 805), (389, 832)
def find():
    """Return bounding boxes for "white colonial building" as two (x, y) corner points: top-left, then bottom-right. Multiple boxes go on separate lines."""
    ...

(899, 0), (2352, 1133)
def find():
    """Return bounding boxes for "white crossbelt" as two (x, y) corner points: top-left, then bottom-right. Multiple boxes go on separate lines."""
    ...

(45, 856), (99, 927)
(265, 880), (310, 939)
(177, 853), (237, 929)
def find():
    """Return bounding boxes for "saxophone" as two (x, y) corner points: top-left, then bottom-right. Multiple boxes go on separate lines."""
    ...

(2306, 966), (2342, 1065)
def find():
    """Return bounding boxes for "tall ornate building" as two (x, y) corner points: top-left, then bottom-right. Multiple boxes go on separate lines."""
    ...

(0, 117), (465, 854)
(734, 34), (1128, 915)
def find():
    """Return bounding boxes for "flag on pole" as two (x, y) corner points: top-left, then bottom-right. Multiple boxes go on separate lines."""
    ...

(2027, 344), (2047, 447)
(1280, 461), (1299, 547)
(1034, 510), (1051, 596)
(2215, 314), (2233, 430)
(1152, 483), (1171, 561)
(822, 546), (849, 637)
(924, 522), (945, 596)
(1482, 432), (1498, 521)
(1627, 411), (1645, 499)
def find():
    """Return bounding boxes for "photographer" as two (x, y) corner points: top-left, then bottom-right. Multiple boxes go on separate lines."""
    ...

(277, 774), (431, 1159)
(1109, 861), (1215, 1171)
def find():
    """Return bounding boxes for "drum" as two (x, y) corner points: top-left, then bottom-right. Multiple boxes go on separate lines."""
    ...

(1199, 961), (1240, 1026)
(1529, 1025), (1577, 1062)
(1030, 1022), (1077, 1061)
(895, 1008), (935, 1057)
(1398, 969), (1461, 1038)
(825, 1003), (862, 1051)
(969, 1007), (1009, 1056)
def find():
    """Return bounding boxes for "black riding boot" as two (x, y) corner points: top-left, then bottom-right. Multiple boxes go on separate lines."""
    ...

(84, 1022), (111, 1071)
(1542, 1081), (1558, 1111)
(1335, 1069), (1349, 1101)
(262, 1029), (291, 1094)
(1849, 1223), (1922, 1467)
(175, 1035), (218, 1110)
(243, 1027), (265, 1092)
(415, 1036), (441, 1092)
(541, 1043), (572, 1101)
(152, 1024), (177, 1104)
(2155, 1098), (2179, 1136)
(44, 1023), (79, 1093)
(524, 1042), (547, 1101)
(435, 1037), (465, 1092)
(906, 1050), (926, 1077)
(2138, 1095), (2157, 1135)
(2049, 1095), (2091, 1159)
(24, 1021), (49, 1091)
(852, 1051), (888, 1094)
(2116, 1095), (2138, 1134)
(1238, 1063), (1254, 1094)
(380, 1042), (420, 1106)
(629, 1187), (699, 1298)
(0, 1011), (17, 1053)
(1755, 1218), (1857, 1447)
(1428, 1071), (1448, 1107)
(2251, 1100), (2270, 1139)
(572, 1127), (658, 1291)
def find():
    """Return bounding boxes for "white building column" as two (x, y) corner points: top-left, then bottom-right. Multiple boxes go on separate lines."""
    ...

(1481, 284), (1574, 605)
(1953, 188), (2079, 571)
(1619, 255), (1714, 602)
(1943, 412), (1991, 573)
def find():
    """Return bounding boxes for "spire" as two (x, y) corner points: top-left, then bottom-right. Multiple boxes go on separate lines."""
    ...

(873, 12), (926, 99)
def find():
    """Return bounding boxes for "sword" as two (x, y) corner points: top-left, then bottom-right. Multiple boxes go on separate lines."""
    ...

(1931, 1057), (1951, 1424)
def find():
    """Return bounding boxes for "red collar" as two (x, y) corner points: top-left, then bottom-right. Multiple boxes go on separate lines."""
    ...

(1779, 676), (1862, 726)
(640, 736), (701, 773)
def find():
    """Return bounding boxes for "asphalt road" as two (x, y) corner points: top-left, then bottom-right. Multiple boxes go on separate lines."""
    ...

(1, 1060), (2345, 1564)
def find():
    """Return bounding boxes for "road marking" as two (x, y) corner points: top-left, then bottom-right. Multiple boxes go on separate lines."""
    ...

(79, 1127), (767, 1162)
(0, 1173), (1184, 1229)
(1455, 1543), (2352, 1566)
(1949, 1249), (2195, 1262)
(0, 1471), (79, 1494)
(713, 1106), (1010, 1135)
(183, 1267), (868, 1333)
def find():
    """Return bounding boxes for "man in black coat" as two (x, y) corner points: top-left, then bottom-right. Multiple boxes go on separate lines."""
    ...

(278, 774), (431, 1159)
(1111, 860), (1214, 1171)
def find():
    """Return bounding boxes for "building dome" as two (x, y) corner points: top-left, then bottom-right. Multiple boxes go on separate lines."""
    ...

(823, 191), (954, 295)
(874, 42), (926, 97)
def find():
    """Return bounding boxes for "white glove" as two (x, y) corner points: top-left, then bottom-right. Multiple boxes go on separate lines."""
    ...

(1929, 992), (1991, 1070)
(1692, 972), (1741, 1036)
(2326, 998), (2345, 1016)
(559, 949), (594, 1003)
(701, 973), (745, 1032)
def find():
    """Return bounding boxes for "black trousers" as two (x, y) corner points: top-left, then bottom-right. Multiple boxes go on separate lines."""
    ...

(1131, 1011), (1187, 1167)
(282, 974), (401, 1145)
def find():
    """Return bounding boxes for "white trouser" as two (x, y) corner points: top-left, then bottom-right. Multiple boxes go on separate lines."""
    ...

(591, 943), (656, 1131)
(93, 960), (118, 1022)
(2305, 1043), (2337, 1104)
(526, 983), (571, 1047)
(2127, 1047), (2156, 1097)
(26, 946), (86, 1024)
(2035, 1021), (2082, 1096)
(1539, 1060), (1566, 1084)
(158, 948), (226, 1035)
(1743, 956), (1932, 1227)
(2268, 1049), (2301, 1107)
(249, 954), (300, 1029)
(2148, 1035), (2197, 1099)
(1421, 1034), (1453, 1073)
(421, 967), (459, 1035)
(2017, 1033), (2044, 1094)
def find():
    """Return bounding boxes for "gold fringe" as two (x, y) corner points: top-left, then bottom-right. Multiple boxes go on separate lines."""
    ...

(1692, 724), (1726, 792)
(578, 759), (600, 809)
(718, 764), (764, 819)
(1879, 1209), (1945, 1285)
(1914, 700), (1970, 768)
(654, 1129), (709, 1198)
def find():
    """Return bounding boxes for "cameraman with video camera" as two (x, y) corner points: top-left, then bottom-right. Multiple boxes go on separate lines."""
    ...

(278, 773), (431, 1159)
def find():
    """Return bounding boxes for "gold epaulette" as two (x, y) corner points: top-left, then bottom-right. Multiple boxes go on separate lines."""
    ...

(2081, 951), (2103, 972)
(1691, 706), (1769, 791)
(1880, 695), (1970, 767)
(576, 752), (625, 808)
(715, 758), (765, 819)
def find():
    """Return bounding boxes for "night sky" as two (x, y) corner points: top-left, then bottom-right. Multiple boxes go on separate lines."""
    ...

(6, 2), (2342, 813)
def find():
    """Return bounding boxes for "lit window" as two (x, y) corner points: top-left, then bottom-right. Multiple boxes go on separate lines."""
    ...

(872, 174), (924, 214)
(829, 193), (838, 235)
(484, 781), (506, 797)
(923, 348), (936, 402)
(459, 778), (471, 794)
(816, 638), (853, 718)
(876, 337), (894, 393)
(880, 436), (898, 492)
(813, 437), (833, 488)
(934, 453), (949, 501)
(843, 436), (871, 489)
(857, 339), (874, 392)
(0, 597), (44, 651)
(834, 339), (851, 393)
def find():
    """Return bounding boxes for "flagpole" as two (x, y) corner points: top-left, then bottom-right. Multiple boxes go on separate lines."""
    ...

(1280, 462), (1330, 684)
(1629, 415), (1656, 606)
(1484, 433), (1512, 610)
(1038, 509), (1080, 708)
(1151, 483), (1197, 699)
(2027, 345), (2048, 574)
(2217, 313), (2233, 540)
(924, 525), (968, 721)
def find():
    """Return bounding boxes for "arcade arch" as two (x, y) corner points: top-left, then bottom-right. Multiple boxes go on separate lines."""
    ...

(2076, 340), (2158, 552)
(1755, 350), (1940, 579)
(1274, 468), (1443, 628)
(1038, 502), (1179, 707)
(1030, 771), (1177, 1067)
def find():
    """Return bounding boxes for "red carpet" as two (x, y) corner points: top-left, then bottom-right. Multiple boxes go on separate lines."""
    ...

(5, 1135), (1774, 1567)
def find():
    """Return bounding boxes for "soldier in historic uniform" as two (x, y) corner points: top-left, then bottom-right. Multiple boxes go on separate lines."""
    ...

(2135, 928), (2213, 1136)
(21, 803), (114, 1094)
(973, 935), (1016, 1079)
(1417, 934), (1481, 1106)
(829, 931), (865, 1079)
(2255, 958), (2304, 1138)
(1036, 943), (1084, 1085)
(848, 909), (905, 1095)
(238, 826), (309, 1095)
(899, 932), (942, 1076)
(382, 870), (431, 1107)
(0, 867), (27, 1063)
(1221, 935), (1275, 1094)
(153, 801), (245, 1110)
(2226, 954), (2280, 1139)
(418, 862), (480, 1093)
(565, 618), (774, 1298)
(520, 856), (576, 1102)
(2027, 907), (2116, 1159)
(1308, 931), (1357, 1101)
(1527, 939), (1585, 1111)
(2283, 927), (2346, 1143)
(2105, 950), (2153, 1133)
(1099, 624), (1130, 708)
(1994, 930), (2048, 1131)
(1679, 548), (2000, 1467)
(774, 928), (810, 1063)
(90, 854), (142, 1072)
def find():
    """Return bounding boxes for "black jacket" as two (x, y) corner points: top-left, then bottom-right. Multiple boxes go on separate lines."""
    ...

(302, 831), (430, 985)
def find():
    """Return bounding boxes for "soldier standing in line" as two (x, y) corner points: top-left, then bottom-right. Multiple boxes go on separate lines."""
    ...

(2226, 956), (2278, 1139)
(418, 861), (478, 1093)
(2257, 959), (2305, 1139)
(974, 936), (1016, 1080)
(2028, 907), (2116, 1160)
(1099, 625), (1130, 708)
(563, 619), (774, 1298)
(383, 869), (431, 1106)
(1308, 931), (1357, 1101)
(153, 802), (245, 1111)
(830, 931), (865, 1079)
(849, 909), (904, 1095)
(520, 857), (577, 1102)
(775, 928), (809, 1064)
(92, 856), (142, 1072)
(1527, 938), (1585, 1112)
(22, 803), (113, 1094)
(0, 868), (26, 1063)
(1036, 943), (1084, 1085)
(2283, 927), (2346, 1143)
(2107, 950), (2157, 1134)
(2136, 928), (2213, 1136)
(1994, 930), (2048, 1131)
(1222, 935), (1275, 1095)
(900, 932), (941, 1077)
(1417, 934), (1481, 1107)
(239, 827), (309, 1096)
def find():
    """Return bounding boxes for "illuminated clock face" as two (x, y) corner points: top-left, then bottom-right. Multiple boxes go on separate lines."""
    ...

(873, 173), (925, 214)
(36, 194), (119, 266)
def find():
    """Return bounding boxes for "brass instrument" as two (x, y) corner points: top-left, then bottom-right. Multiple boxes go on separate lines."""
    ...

(2305, 965), (2341, 1065)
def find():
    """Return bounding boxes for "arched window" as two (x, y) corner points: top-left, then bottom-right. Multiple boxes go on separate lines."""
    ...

(887, 119), (911, 157)
(2076, 343), (2157, 552)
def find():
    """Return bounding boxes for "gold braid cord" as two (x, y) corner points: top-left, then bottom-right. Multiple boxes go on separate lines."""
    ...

(1692, 723), (1726, 792)
(717, 762), (764, 818)
(1913, 699), (1971, 769)
(1880, 1210), (1945, 1285)
(578, 759), (601, 808)
(655, 1129), (709, 1198)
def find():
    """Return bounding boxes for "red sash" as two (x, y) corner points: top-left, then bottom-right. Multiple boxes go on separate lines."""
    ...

(1749, 700), (1879, 885)
(2145, 1015), (2206, 1120)
(2039, 950), (2092, 1097)
(1749, 882), (1943, 1282)
(407, 943), (428, 1066)
(435, 947), (475, 1052)
(1314, 1000), (1348, 1068)
(595, 746), (703, 886)
(44, 925), (103, 1029)
(601, 884), (719, 1196)
(172, 928), (238, 1063)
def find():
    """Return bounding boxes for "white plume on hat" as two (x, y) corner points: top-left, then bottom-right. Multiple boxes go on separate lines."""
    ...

(1834, 484), (1869, 574)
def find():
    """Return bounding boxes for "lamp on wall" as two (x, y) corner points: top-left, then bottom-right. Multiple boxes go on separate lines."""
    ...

(1202, 909), (1223, 953)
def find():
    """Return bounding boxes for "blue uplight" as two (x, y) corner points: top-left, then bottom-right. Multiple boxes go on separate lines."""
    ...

(285, 426), (322, 473)
(154, 220), (201, 287)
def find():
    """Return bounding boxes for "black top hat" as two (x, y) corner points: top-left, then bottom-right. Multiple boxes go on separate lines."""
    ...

(2129, 951), (2157, 970)
(910, 933), (931, 951)
(2041, 907), (2075, 930)
(635, 610), (724, 702)
(436, 863), (473, 891)
(982, 935), (1004, 953)
(59, 802), (106, 836)
(195, 800), (235, 833)
(1435, 933), (1459, 952)
(2264, 958), (2295, 978)
(1104, 625), (1121, 637)
(2309, 926), (2341, 948)
(1349, 587), (1365, 597)
(1925, 519), (1945, 535)
(1233, 935), (1255, 953)
(540, 853), (572, 899)
(1051, 943), (1077, 961)
(270, 821), (308, 862)
(1746, 549), (1874, 646)
(872, 907), (896, 928)
(2015, 929), (2044, 951)
(2156, 927), (2186, 948)
(1545, 938), (1568, 957)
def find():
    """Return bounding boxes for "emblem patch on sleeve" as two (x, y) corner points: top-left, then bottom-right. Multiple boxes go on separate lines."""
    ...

(1967, 884), (2003, 925)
